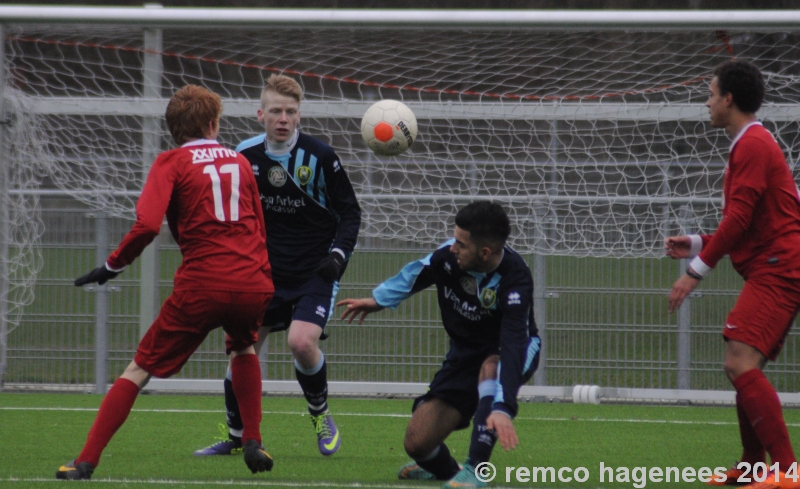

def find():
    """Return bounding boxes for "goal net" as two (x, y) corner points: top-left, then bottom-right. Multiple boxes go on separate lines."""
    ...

(9, 25), (800, 251)
(2, 17), (800, 335)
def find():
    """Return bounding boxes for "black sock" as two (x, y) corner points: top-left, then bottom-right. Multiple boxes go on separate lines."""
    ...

(416, 443), (460, 480)
(223, 376), (243, 443)
(295, 358), (328, 415)
(467, 395), (497, 465)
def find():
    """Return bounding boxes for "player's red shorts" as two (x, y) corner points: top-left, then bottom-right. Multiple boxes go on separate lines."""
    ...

(134, 288), (271, 378)
(724, 275), (800, 360)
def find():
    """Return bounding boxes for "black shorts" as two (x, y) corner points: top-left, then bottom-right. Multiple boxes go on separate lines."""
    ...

(263, 274), (339, 340)
(413, 336), (540, 430)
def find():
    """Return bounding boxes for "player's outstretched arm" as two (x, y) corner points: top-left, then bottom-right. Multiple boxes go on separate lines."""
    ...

(337, 298), (384, 324)
(664, 235), (692, 259)
(74, 264), (120, 286)
(486, 412), (518, 451)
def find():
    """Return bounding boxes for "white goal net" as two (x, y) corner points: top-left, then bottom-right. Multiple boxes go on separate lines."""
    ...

(2, 11), (800, 336)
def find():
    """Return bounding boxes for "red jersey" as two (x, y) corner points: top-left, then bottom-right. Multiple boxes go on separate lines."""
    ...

(697, 123), (800, 280)
(107, 139), (273, 293)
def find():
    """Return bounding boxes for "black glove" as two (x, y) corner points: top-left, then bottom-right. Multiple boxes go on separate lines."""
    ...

(315, 253), (344, 283)
(74, 266), (120, 286)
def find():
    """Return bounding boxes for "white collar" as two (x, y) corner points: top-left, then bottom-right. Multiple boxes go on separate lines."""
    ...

(266, 129), (299, 156)
(182, 139), (218, 147)
(729, 121), (762, 153)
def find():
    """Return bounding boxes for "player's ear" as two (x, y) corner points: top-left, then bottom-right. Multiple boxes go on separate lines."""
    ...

(724, 91), (734, 108)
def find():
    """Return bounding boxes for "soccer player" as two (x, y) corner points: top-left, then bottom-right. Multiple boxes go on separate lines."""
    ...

(666, 60), (800, 489)
(194, 74), (360, 457)
(339, 201), (540, 489)
(55, 85), (274, 480)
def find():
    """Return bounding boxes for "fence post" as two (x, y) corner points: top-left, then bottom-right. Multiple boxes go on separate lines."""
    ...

(94, 212), (109, 394)
(139, 23), (163, 338)
(532, 205), (548, 386)
(676, 205), (693, 390)
(0, 24), (7, 391)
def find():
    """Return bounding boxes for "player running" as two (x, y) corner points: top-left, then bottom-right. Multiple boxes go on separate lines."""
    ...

(56, 85), (274, 480)
(339, 201), (540, 489)
(194, 74), (360, 458)
(667, 60), (800, 489)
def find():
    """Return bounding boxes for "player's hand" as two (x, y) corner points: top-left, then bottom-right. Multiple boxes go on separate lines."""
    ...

(337, 298), (384, 324)
(74, 265), (120, 286)
(665, 236), (692, 259)
(668, 273), (700, 313)
(487, 412), (518, 451)
(315, 253), (345, 283)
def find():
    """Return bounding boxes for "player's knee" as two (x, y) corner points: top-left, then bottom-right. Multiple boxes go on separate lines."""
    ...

(287, 334), (317, 361)
(479, 355), (500, 382)
(403, 434), (433, 460)
(723, 359), (747, 382)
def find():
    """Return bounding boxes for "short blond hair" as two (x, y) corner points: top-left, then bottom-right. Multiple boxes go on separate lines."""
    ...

(260, 74), (303, 108)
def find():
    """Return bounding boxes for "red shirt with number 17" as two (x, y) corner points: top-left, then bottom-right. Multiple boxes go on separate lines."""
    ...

(107, 139), (273, 293)
(698, 123), (800, 280)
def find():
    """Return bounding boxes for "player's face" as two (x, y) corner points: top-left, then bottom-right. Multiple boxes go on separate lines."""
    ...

(258, 91), (300, 144)
(450, 226), (482, 271)
(706, 77), (728, 129)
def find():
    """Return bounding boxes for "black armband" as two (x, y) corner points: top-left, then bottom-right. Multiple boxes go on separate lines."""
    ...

(685, 268), (703, 280)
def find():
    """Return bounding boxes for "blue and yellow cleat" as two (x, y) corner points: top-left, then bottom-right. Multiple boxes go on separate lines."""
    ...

(444, 463), (487, 488)
(398, 461), (436, 480)
(310, 409), (341, 456)
(193, 423), (243, 456)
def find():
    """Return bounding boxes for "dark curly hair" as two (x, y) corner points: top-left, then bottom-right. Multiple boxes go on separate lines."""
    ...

(713, 60), (765, 114)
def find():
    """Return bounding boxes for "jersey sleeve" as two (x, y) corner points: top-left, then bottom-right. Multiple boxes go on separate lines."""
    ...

(107, 152), (175, 269)
(322, 152), (361, 257)
(492, 273), (535, 419)
(372, 242), (450, 309)
(241, 154), (267, 242)
(697, 136), (769, 270)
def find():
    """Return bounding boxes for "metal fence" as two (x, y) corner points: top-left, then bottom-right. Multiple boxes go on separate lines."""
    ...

(4, 196), (798, 400)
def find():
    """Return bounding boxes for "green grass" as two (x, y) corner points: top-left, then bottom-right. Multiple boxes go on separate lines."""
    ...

(3, 393), (800, 488)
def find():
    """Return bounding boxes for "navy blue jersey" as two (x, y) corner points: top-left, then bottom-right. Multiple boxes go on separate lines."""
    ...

(373, 240), (538, 418)
(237, 132), (361, 288)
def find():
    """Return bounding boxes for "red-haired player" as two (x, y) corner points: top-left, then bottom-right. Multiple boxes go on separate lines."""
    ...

(56, 85), (274, 480)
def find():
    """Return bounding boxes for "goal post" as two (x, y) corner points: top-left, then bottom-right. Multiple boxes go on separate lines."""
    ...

(2, 7), (800, 400)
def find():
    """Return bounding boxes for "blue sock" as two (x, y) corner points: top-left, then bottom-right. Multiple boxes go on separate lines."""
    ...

(295, 353), (328, 415)
(467, 380), (498, 465)
(416, 443), (460, 481)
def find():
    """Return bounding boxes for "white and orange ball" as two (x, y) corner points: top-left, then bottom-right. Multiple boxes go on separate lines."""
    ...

(360, 99), (418, 156)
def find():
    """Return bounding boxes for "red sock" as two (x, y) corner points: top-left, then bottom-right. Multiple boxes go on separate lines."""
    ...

(231, 354), (262, 445)
(77, 377), (140, 467)
(736, 394), (765, 465)
(733, 369), (796, 469)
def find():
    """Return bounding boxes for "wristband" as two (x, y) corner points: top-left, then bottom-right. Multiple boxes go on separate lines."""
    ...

(686, 268), (703, 280)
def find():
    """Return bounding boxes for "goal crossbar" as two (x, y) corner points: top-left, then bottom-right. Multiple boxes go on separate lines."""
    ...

(2, 7), (800, 30)
(23, 97), (800, 122)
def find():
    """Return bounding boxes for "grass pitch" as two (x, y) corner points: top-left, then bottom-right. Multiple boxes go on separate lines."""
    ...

(2, 393), (800, 488)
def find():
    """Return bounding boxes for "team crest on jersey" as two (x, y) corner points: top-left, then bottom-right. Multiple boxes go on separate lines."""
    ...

(268, 166), (287, 187)
(480, 288), (497, 309)
(460, 276), (477, 295)
(296, 165), (313, 186)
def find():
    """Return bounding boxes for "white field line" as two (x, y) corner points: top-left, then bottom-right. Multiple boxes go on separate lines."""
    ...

(3, 406), (799, 427)
(1, 477), (573, 489)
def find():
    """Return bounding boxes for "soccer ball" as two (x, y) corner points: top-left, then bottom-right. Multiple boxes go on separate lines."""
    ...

(360, 99), (418, 156)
